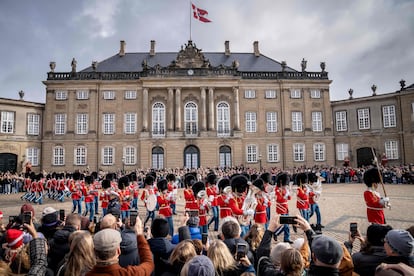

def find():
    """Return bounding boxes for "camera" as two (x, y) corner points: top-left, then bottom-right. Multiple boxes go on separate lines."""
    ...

(350, 222), (358, 237)
(202, 233), (208, 245)
(236, 243), (247, 260)
(59, 209), (65, 221)
(130, 210), (138, 226)
(23, 211), (32, 225)
(279, 216), (297, 225)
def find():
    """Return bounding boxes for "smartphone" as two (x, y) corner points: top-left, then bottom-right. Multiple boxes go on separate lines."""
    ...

(59, 209), (65, 221)
(23, 211), (32, 224)
(130, 210), (138, 226)
(236, 243), (247, 260)
(350, 222), (358, 237)
(93, 216), (98, 224)
(279, 216), (297, 225)
(202, 233), (208, 245)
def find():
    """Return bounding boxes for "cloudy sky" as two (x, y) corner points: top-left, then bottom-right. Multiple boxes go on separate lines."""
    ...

(0, 0), (413, 103)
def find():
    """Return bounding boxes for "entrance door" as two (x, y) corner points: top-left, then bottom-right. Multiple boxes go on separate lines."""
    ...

(0, 153), (17, 173)
(357, 147), (375, 167)
(184, 146), (200, 169)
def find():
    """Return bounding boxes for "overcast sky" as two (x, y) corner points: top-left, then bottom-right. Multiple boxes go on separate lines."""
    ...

(0, 0), (413, 103)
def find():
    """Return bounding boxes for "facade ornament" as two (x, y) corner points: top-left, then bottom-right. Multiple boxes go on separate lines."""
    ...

(400, 79), (406, 90)
(232, 59), (239, 69)
(281, 61), (287, 72)
(301, 58), (307, 72)
(348, 88), (353, 99)
(49, 61), (56, 72)
(92, 61), (98, 71)
(371, 84), (377, 96)
(320, 61), (326, 72)
(71, 58), (77, 73)
(18, 90), (24, 100)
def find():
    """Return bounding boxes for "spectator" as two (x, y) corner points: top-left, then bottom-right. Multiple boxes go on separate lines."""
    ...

(162, 239), (197, 276)
(100, 213), (121, 230)
(119, 217), (140, 267)
(37, 207), (63, 241)
(243, 223), (264, 264)
(383, 229), (414, 265)
(308, 235), (343, 275)
(180, 255), (215, 276)
(2, 228), (30, 274)
(280, 247), (304, 276)
(172, 216), (202, 244)
(85, 216), (154, 275)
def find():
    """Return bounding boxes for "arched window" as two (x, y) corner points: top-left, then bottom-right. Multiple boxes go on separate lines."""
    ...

(184, 102), (198, 135)
(152, 102), (165, 136)
(152, 147), (164, 169)
(184, 146), (200, 169)
(217, 102), (230, 136)
(219, 146), (232, 168)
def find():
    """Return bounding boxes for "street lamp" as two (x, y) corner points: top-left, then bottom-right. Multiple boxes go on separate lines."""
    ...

(258, 154), (262, 172)
(122, 157), (125, 175)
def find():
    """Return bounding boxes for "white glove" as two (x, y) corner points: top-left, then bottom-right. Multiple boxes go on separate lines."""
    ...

(224, 198), (229, 204)
(243, 209), (254, 216)
(284, 189), (290, 199)
(380, 197), (389, 206)
(208, 195), (214, 202)
(200, 205), (205, 210)
(144, 199), (148, 204)
(264, 197), (269, 207)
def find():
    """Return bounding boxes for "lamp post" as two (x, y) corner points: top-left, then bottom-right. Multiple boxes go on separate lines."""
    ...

(259, 154), (262, 172)
(122, 157), (125, 175)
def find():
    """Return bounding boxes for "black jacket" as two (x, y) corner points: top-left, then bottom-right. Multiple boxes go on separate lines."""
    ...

(119, 229), (140, 267)
(47, 225), (77, 273)
(148, 237), (176, 276)
(307, 265), (340, 276)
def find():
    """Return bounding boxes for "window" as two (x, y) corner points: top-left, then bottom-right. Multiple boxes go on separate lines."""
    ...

(265, 90), (276, 99)
(383, 105), (396, 128)
(103, 113), (115, 134)
(290, 89), (301, 98)
(385, 140), (398, 160)
(292, 112), (303, 132)
(76, 113), (88, 134)
(336, 111), (347, 132)
(74, 146), (87, 166)
(219, 146), (232, 168)
(102, 146), (114, 165)
(1, 111), (14, 133)
(217, 102), (230, 137)
(54, 114), (66, 135)
(358, 108), (370, 129)
(185, 102), (198, 135)
(76, 90), (89, 100)
(267, 144), (279, 162)
(313, 143), (325, 161)
(55, 90), (67, 100)
(152, 147), (164, 169)
(124, 146), (136, 165)
(152, 102), (165, 136)
(124, 113), (137, 134)
(53, 146), (65, 166)
(312, 111), (323, 132)
(246, 145), (258, 163)
(26, 147), (39, 166)
(336, 143), (349, 161)
(124, 90), (137, 99)
(103, 91), (115, 100)
(310, 89), (321, 98)
(245, 112), (257, 132)
(293, 143), (305, 162)
(266, 112), (277, 132)
(27, 113), (40, 135)
(184, 146), (200, 169)
(244, 90), (256, 98)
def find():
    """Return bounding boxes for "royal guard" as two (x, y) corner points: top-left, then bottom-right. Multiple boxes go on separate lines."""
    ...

(83, 175), (95, 221)
(57, 173), (66, 202)
(70, 171), (83, 214)
(296, 172), (310, 221)
(118, 176), (131, 221)
(21, 172), (32, 201)
(91, 171), (101, 214)
(129, 172), (139, 211)
(232, 174), (250, 236)
(363, 168), (389, 224)
(206, 172), (219, 231)
(157, 178), (174, 237)
(252, 178), (269, 227)
(192, 181), (209, 234)
(34, 173), (45, 205)
(141, 174), (157, 226)
(45, 174), (52, 198)
(100, 179), (111, 216)
(308, 172), (324, 232)
(260, 172), (273, 222)
(184, 173), (198, 215)
(274, 172), (293, 243)
(167, 173), (178, 215)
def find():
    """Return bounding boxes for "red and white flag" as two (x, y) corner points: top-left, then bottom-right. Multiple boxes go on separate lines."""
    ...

(192, 3), (212, 23)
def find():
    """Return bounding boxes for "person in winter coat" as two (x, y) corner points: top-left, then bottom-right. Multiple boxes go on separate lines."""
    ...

(119, 218), (140, 267)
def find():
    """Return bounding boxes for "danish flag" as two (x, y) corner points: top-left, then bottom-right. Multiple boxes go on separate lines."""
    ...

(192, 3), (212, 23)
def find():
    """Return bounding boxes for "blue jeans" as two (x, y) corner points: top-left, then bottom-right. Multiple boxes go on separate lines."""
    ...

(310, 204), (321, 225)
(122, 210), (130, 221)
(166, 216), (174, 237)
(199, 225), (208, 234)
(240, 225), (250, 238)
(72, 199), (82, 214)
(208, 206), (219, 231)
(275, 214), (291, 241)
(4, 183), (11, 194)
(171, 203), (176, 214)
(86, 202), (95, 221)
(144, 210), (155, 226)
(300, 209), (310, 222)
(102, 208), (108, 216)
(131, 198), (138, 210)
(94, 196), (99, 214)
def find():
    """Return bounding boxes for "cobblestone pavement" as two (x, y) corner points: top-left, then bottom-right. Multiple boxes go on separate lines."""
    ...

(1, 183), (413, 250)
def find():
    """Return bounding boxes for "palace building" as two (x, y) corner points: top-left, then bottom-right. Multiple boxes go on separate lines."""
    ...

(0, 40), (412, 173)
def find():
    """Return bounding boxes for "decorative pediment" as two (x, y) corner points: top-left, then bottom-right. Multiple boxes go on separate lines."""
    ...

(173, 40), (210, 69)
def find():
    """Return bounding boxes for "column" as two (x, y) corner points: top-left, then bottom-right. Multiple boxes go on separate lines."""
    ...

(175, 88), (181, 131)
(200, 87), (207, 131)
(233, 87), (240, 130)
(208, 87), (214, 131)
(167, 88), (174, 131)
(142, 88), (148, 131)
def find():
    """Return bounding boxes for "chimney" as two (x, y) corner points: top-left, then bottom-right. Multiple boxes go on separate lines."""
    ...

(150, 40), (156, 56)
(119, 40), (126, 57)
(253, 41), (260, 57)
(225, 41), (230, 56)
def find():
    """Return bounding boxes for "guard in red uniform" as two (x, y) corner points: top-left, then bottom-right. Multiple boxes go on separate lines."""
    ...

(184, 173), (198, 215)
(363, 168), (389, 224)
(296, 172), (310, 221)
(119, 176), (131, 221)
(192, 181), (209, 234)
(141, 174), (157, 226)
(157, 179), (174, 237)
(100, 179), (111, 216)
(206, 172), (219, 231)
(253, 178), (269, 226)
(274, 173), (293, 243)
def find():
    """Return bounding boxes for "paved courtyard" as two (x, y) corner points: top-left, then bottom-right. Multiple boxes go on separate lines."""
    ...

(1, 183), (413, 249)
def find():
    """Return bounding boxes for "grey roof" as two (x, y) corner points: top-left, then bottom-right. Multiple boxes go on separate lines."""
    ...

(81, 52), (297, 73)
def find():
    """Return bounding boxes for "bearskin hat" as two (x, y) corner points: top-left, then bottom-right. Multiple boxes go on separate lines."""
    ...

(101, 179), (111, 189)
(296, 173), (307, 185)
(217, 178), (230, 191)
(184, 173), (197, 188)
(105, 173), (115, 181)
(192, 181), (206, 197)
(118, 176), (130, 190)
(363, 168), (381, 187)
(276, 173), (288, 187)
(260, 172), (271, 184)
(206, 173), (217, 184)
(36, 173), (43, 181)
(85, 175), (93, 185)
(144, 174), (155, 186)
(91, 171), (98, 181)
(73, 171), (81, 181)
(157, 179), (168, 192)
(250, 174), (258, 182)
(166, 173), (176, 182)
(230, 174), (249, 193)
(307, 172), (317, 184)
(253, 178), (265, 191)
(46, 174), (51, 180)
(148, 171), (157, 180)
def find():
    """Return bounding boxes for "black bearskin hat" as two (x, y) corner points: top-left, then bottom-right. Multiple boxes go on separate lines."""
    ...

(296, 173), (307, 185)
(118, 176), (130, 190)
(192, 181), (206, 197)
(101, 179), (111, 189)
(166, 173), (176, 182)
(105, 173), (115, 181)
(363, 168), (381, 187)
(157, 179), (168, 192)
(85, 175), (93, 185)
(260, 172), (271, 184)
(184, 173), (197, 188)
(253, 178), (265, 191)
(276, 173), (288, 187)
(144, 174), (155, 186)
(217, 178), (230, 192)
(73, 171), (81, 181)
(36, 173), (43, 181)
(250, 174), (258, 182)
(230, 174), (249, 193)
(91, 171), (98, 181)
(128, 172), (137, 182)
(206, 173), (217, 184)
(307, 172), (317, 183)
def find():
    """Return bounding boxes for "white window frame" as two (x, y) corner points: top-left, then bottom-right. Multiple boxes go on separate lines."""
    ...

(152, 102), (165, 137)
(293, 143), (305, 162)
(265, 90), (276, 99)
(385, 140), (399, 160)
(102, 146), (114, 165)
(74, 146), (87, 166)
(123, 146), (136, 165)
(383, 105), (396, 128)
(1, 111), (14, 134)
(267, 144), (279, 162)
(124, 90), (137, 100)
(184, 102), (198, 135)
(245, 112), (257, 132)
(124, 113), (137, 134)
(103, 113), (115, 135)
(27, 113), (40, 135)
(55, 90), (67, 100)
(54, 114), (66, 135)
(292, 111), (303, 132)
(266, 112), (277, 133)
(312, 111), (323, 132)
(103, 91), (115, 100)
(244, 90), (256, 99)
(76, 90), (89, 100)
(336, 143), (349, 161)
(310, 89), (321, 99)
(336, 111), (347, 132)
(313, 143), (325, 161)
(246, 144), (258, 163)
(76, 113), (88, 135)
(217, 102), (230, 137)
(358, 108), (370, 130)
(53, 146), (65, 166)
(290, 89), (301, 99)
(26, 147), (39, 166)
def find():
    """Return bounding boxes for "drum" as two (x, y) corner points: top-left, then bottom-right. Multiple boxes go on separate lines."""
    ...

(146, 194), (157, 211)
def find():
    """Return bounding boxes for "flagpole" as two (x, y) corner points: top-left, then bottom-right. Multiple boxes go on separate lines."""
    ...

(189, 0), (192, 41)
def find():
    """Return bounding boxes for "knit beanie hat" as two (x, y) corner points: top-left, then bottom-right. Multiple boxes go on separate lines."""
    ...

(20, 203), (35, 216)
(385, 229), (414, 257)
(6, 229), (24, 249)
(42, 207), (58, 226)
